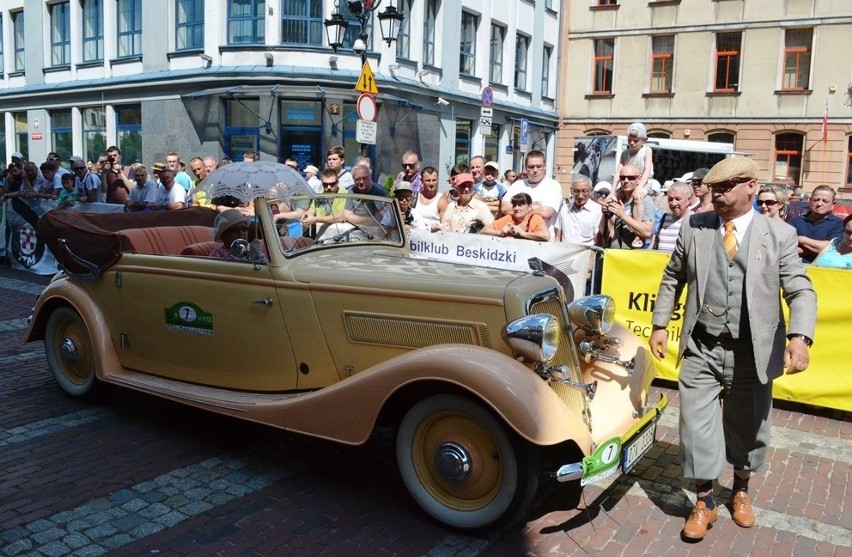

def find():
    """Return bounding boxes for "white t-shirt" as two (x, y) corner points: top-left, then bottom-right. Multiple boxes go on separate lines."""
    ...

(555, 200), (602, 246)
(156, 183), (187, 207)
(504, 177), (563, 240)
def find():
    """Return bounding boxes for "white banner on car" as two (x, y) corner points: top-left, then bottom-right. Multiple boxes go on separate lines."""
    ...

(408, 229), (591, 301)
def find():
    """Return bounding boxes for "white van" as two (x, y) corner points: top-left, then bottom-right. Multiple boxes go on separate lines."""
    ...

(572, 136), (735, 188)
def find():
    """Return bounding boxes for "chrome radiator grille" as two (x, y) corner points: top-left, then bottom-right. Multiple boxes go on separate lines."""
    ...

(528, 296), (591, 430)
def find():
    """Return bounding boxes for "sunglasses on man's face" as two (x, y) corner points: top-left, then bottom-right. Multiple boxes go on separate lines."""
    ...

(322, 181), (338, 188)
(619, 175), (639, 181)
(402, 163), (417, 169)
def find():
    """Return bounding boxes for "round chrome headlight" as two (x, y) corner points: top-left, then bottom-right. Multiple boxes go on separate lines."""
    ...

(502, 313), (560, 363)
(566, 295), (615, 335)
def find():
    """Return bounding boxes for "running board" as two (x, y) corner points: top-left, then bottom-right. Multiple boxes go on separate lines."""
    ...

(106, 369), (306, 413)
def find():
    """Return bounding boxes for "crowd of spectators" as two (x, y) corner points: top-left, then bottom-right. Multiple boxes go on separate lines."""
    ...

(1, 138), (848, 271)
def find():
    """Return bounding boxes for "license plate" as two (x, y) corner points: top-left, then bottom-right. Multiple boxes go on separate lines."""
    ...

(621, 421), (657, 474)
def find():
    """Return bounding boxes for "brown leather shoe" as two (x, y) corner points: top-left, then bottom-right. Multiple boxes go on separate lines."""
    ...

(682, 501), (718, 540)
(730, 490), (755, 528)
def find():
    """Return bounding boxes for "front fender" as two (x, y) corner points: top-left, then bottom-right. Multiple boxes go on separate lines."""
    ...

(248, 344), (593, 451)
(24, 278), (122, 381)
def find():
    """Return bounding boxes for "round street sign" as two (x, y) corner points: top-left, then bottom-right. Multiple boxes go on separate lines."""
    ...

(356, 93), (378, 122)
(481, 86), (494, 107)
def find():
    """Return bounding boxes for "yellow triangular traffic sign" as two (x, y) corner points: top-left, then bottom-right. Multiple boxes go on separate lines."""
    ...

(355, 62), (379, 95)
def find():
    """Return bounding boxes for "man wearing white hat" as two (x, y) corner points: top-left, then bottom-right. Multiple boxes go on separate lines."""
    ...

(303, 164), (322, 194)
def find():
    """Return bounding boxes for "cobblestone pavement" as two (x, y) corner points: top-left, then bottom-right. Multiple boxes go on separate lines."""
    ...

(1, 264), (850, 556)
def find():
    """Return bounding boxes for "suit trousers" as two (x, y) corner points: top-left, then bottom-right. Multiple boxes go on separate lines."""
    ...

(678, 334), (773, 481)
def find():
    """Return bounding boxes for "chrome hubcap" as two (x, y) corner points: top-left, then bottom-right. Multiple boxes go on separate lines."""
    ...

(60, 337), (80, 368)
(435, 442), (472, 484)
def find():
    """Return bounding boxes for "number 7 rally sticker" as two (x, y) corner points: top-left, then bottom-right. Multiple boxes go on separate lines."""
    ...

(165, 302), (214, 335)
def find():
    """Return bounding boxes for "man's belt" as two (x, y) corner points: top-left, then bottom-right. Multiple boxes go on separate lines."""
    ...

(692, 326), (740, 348)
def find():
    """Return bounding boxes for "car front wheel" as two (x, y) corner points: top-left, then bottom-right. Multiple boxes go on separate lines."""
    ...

(44, 307), (99, 399)
(396, 394), (538, 530)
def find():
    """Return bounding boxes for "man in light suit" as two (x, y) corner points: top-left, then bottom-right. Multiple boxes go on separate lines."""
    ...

(649, 157), (816, 541)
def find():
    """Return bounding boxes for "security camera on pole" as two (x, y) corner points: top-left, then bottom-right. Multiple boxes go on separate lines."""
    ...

(324, 1), (405, 152)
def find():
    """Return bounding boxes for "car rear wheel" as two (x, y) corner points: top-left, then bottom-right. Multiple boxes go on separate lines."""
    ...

(45, 307), (98, 399)
(396, 394), (538, 530)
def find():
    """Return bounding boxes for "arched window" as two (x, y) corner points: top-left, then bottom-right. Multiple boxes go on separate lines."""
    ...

(648, 131), (671, 139)
(584, 129), (610, 136)
(708, 131), (736, 146)
(773, 132), (804, 184)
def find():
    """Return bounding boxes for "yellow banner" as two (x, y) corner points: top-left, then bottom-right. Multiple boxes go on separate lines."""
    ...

(602, 249), (852, 412)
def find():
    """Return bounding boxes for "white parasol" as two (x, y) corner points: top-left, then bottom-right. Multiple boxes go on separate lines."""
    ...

(197, 161), (314, 205)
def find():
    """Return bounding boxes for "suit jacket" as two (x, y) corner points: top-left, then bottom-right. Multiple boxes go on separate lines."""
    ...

(652, 211), (816, 384)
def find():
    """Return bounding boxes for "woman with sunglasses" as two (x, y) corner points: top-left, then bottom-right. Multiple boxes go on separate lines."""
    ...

(482, 192), (550, 241)
(756, 184), (789, 223)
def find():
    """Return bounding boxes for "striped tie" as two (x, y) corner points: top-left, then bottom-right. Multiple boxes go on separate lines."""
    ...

(723, 221), (737, 260)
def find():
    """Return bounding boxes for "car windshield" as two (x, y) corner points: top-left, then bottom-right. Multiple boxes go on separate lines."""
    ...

(267, 193), (406, 255)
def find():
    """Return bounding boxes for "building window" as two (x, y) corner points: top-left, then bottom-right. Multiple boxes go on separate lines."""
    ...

(708, 131), (736, 146)
(650, 35), (673, 93)
(597, 0), (618, 5)
(423, 0), (438, 66)
(514, 34), (530, 91)
(12, 10), (24, 72)
(225, 98), (260, 160)
(281, 0), (321, 46)
(395, 0), (412, 59)
(648, 131), (671, 139)
(460, 12), (478, 77)
(14, 113), (27, 160)
(846, 136), (852, 188)
(176, 0), (204, 51)
(542, 44), (553, 97)
(83, 107), (106, 163)
(51, 110), (73, 164)
(0, 16), (5, 75)
(228, 0), (265, 45)
(82, 0), (103, 62)
(117, 105), (142, 164)
(455, 119), (473, 164)
(50, 2), (71, 67)
(783, 28), (812, 91)
(117, 0), (142, 57)
(714, 32), (740, 92)
(490, 24), (505, 85)
(342, 2), (372, 50)
(773, 132), (804, 184)
(484, 124), (502, 165)
(593, 38), (614, 94)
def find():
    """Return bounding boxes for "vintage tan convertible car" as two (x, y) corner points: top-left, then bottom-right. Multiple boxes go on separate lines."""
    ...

(26, 192), (667, 530)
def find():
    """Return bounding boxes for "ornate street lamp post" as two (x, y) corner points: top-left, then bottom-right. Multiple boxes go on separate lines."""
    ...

(324, 1), (405, 64)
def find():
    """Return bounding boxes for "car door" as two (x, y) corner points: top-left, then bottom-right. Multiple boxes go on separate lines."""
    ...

(115, 254), (298, 391)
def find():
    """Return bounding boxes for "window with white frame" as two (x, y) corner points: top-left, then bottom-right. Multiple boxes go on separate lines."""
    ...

(117, 105), (142, 164)
(459, 11), (477, 76)
(117, 0), (142, 57)
(176, 0), (204, 51)
(514, 34), (530, 91)
(12, 10), (24, 72)
(396, 0), (412, 59)
(281, 0), (322, 46)
(542, 44), (553, 97)
(51, 110), (73, 163)
(50, 2), (71, 66)
(0, 16), (5, 74)
(490, 24), (505, 85)
(82, 0), (103, 62)
(83, 107), (106, 163)
(423, 0), (438, 66)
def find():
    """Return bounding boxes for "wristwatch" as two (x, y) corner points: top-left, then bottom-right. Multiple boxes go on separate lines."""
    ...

(787, 334), (813, 347)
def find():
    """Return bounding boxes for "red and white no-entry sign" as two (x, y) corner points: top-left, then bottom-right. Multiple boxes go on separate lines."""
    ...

(356, 93), (378, 122)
